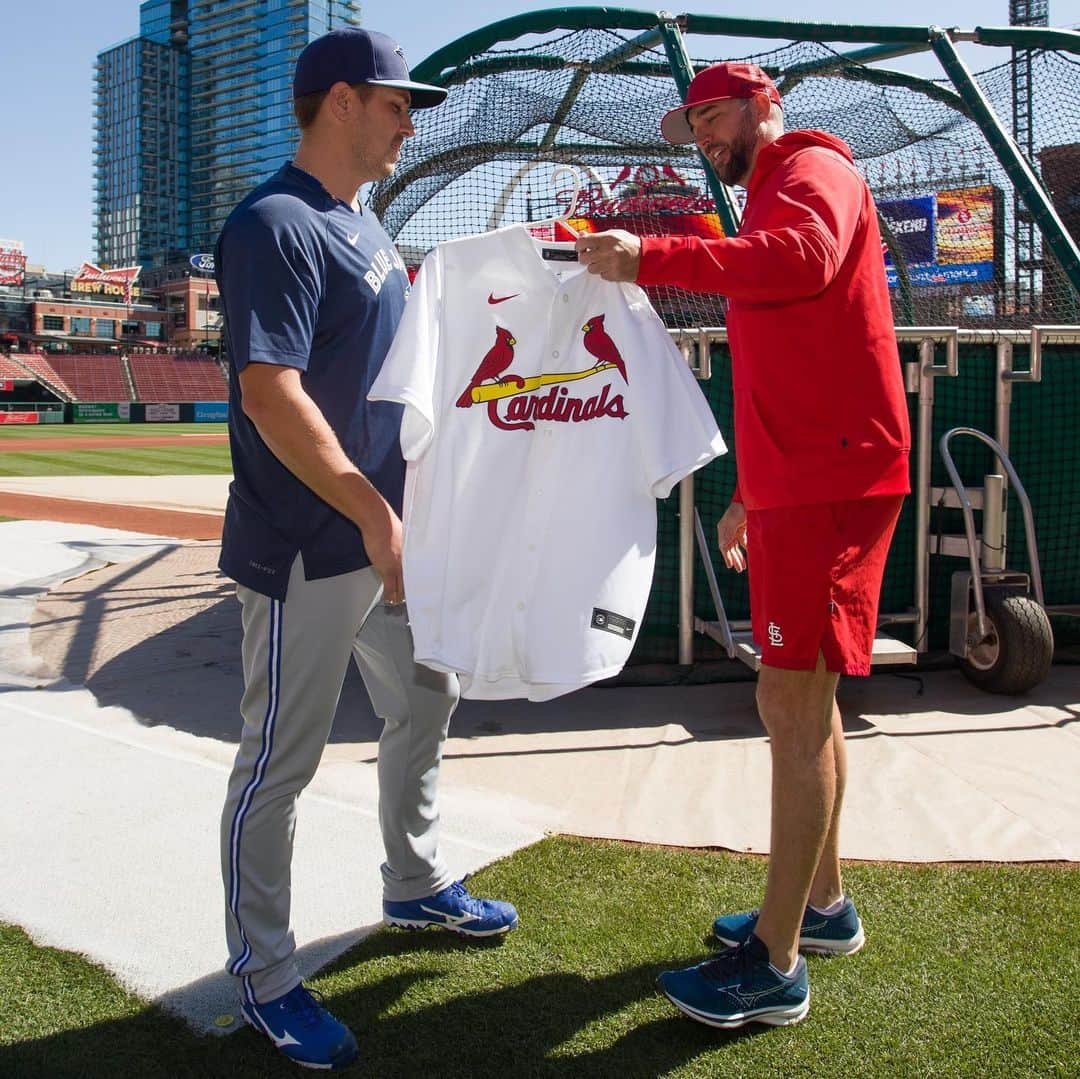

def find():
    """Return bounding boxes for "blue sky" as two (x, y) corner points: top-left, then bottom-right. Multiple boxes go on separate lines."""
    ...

(2, 0), (1077, 270)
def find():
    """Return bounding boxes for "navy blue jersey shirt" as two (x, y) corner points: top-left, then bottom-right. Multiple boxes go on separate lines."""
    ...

(215, 162), (408, 599)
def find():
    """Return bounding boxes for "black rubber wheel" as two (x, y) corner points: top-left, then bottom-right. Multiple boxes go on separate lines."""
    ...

(959, 590), (1054, 695)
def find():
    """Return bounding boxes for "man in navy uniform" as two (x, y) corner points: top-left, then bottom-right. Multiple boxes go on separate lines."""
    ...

(215, 28), (517, 1069)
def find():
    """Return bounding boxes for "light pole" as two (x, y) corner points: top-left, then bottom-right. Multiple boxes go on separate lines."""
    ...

(189, 253), (215, 354)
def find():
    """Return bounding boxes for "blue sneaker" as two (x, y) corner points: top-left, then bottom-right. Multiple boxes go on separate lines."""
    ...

(240, 983), (358, 1070)
(657, 934), (810, 1029)
(713, 897), (865, 956)
(383, 878), (518, 937)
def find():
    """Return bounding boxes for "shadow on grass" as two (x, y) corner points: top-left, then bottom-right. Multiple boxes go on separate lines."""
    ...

(2, 930), (761, 1079)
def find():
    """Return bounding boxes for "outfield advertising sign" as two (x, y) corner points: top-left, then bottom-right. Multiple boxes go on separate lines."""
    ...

(0, 408), (63, 424)
(880, 196), (936, 266)
(880, 185), (1001, 290)
(194, 402), (228, 422)
(73, 402), (131, 423)
(145, 403), (180, 422)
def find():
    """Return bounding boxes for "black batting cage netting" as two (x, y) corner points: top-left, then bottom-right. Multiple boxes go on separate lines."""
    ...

(369, 11), (1080, 667)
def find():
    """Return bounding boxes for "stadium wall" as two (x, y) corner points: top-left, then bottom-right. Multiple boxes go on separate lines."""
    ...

(66, 401), (227, 423)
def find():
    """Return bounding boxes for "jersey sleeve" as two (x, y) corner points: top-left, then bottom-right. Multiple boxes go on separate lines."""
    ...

(368, 248), (443, 461)
(621, 285), (728, 499)
(216, 205), (322, 372)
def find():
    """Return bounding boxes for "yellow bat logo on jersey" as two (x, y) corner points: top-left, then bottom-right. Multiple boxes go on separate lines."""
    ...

(457, 321), (629, 432)
(469, 363), (618, 403)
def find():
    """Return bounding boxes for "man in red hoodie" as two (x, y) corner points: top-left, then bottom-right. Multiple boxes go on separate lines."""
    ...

(577, 63), (910, 1028)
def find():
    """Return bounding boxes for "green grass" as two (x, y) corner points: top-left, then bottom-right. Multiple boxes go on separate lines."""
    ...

(0, 422), (232, 475)
(2, 837), (1077, 1077)
(0, 423), (227, 440)
(0, 447), (231, 476)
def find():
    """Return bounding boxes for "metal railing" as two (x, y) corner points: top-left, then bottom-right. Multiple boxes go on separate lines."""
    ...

(669, 324), (1080, 664)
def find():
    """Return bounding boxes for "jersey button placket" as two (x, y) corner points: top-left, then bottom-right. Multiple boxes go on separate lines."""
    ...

(514, 287), (565, 679)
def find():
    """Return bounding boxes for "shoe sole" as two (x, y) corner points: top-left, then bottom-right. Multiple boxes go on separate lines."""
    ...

(714, 924), (865, 957)
(383, 914), (519, 937)
(800, 924), (865, 956)
(661, 988), (810, 1029)
(239, 1008), (359, 1070)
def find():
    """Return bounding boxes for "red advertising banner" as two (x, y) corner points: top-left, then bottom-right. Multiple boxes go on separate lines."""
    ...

(561, 162), (730, 245)
(0, 244), (27, 286)
(569, 212), (725, 241)
(565, 163), (728, 242)
(0, 412), (39, 424)
(71, 261), (143, 302)
(0, 380), (14, 392)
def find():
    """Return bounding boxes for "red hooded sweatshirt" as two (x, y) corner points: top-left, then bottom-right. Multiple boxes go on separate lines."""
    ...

(637, 130), (911, 511)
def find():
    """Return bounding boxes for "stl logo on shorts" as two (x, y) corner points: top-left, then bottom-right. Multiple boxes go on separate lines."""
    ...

(455, 318), (629, 432)
(767, 621), (784, 647)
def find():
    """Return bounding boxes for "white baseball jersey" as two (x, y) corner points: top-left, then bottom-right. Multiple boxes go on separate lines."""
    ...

(369, 224), (726, 700)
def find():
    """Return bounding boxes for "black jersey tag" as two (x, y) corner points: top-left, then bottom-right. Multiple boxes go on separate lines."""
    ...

(541, 246), (578, 262)
(591, 608), (636, 639)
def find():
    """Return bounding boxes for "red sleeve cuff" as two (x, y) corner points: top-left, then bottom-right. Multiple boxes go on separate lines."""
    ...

(636, 236), (688, 286)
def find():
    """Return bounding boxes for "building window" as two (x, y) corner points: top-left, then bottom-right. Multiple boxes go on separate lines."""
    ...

(71, 317), (92, 335)
(144, 321), (163, 339)
(42, 315), (65, 331)
(95, 319), (117, 338)
(121, 320), (141, 337)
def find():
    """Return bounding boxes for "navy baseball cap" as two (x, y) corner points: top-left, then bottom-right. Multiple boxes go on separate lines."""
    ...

(293, 28), (447, 107)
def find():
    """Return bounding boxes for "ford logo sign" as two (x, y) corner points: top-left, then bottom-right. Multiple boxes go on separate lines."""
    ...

(189, 253), (215, 273)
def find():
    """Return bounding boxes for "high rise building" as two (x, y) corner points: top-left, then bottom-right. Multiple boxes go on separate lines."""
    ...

(93, 22), (190, 268)
(94, 0), (362, 269)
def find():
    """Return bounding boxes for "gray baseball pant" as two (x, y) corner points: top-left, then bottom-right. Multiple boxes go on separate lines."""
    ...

(221, 555), (458, 1005)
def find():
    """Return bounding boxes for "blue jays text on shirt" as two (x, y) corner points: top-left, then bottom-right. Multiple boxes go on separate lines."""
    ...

(364, 246), (407, 297)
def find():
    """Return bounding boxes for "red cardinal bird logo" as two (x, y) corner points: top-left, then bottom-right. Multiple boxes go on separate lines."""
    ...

(457, 326), (521, 408)
(580, 314), (627, 382)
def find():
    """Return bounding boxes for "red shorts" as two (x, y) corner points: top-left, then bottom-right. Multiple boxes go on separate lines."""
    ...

(746, 495), (904, 676)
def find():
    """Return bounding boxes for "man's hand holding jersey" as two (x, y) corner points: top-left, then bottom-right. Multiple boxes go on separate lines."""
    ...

(576, 230), (642, 282)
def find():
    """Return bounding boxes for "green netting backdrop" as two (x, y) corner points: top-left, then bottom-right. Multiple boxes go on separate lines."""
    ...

(368, 19), (1080, 665)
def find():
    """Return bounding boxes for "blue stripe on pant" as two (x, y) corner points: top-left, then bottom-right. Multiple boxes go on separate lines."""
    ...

(225, 597), (282, 976)
(220, 557), (459, 1004)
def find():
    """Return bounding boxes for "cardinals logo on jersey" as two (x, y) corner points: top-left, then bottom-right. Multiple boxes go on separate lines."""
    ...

(456, 326), (520, 408)
(580, 314), (627, 382)
(457, 317), (630, 432)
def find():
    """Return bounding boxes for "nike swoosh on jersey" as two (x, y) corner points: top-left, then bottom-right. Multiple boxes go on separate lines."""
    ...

(346, 231), (361, 246)
(488, 292), (519, 304)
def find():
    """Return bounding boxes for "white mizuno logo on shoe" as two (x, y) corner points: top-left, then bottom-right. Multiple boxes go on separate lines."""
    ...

(247, 1008), (304, 1049)
(420, 904), (478, 927)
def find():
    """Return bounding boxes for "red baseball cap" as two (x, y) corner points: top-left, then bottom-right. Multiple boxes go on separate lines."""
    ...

(660, 62), (782, 145)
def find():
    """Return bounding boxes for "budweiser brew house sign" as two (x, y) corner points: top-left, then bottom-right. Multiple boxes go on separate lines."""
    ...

(71, 262), (142, 302)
